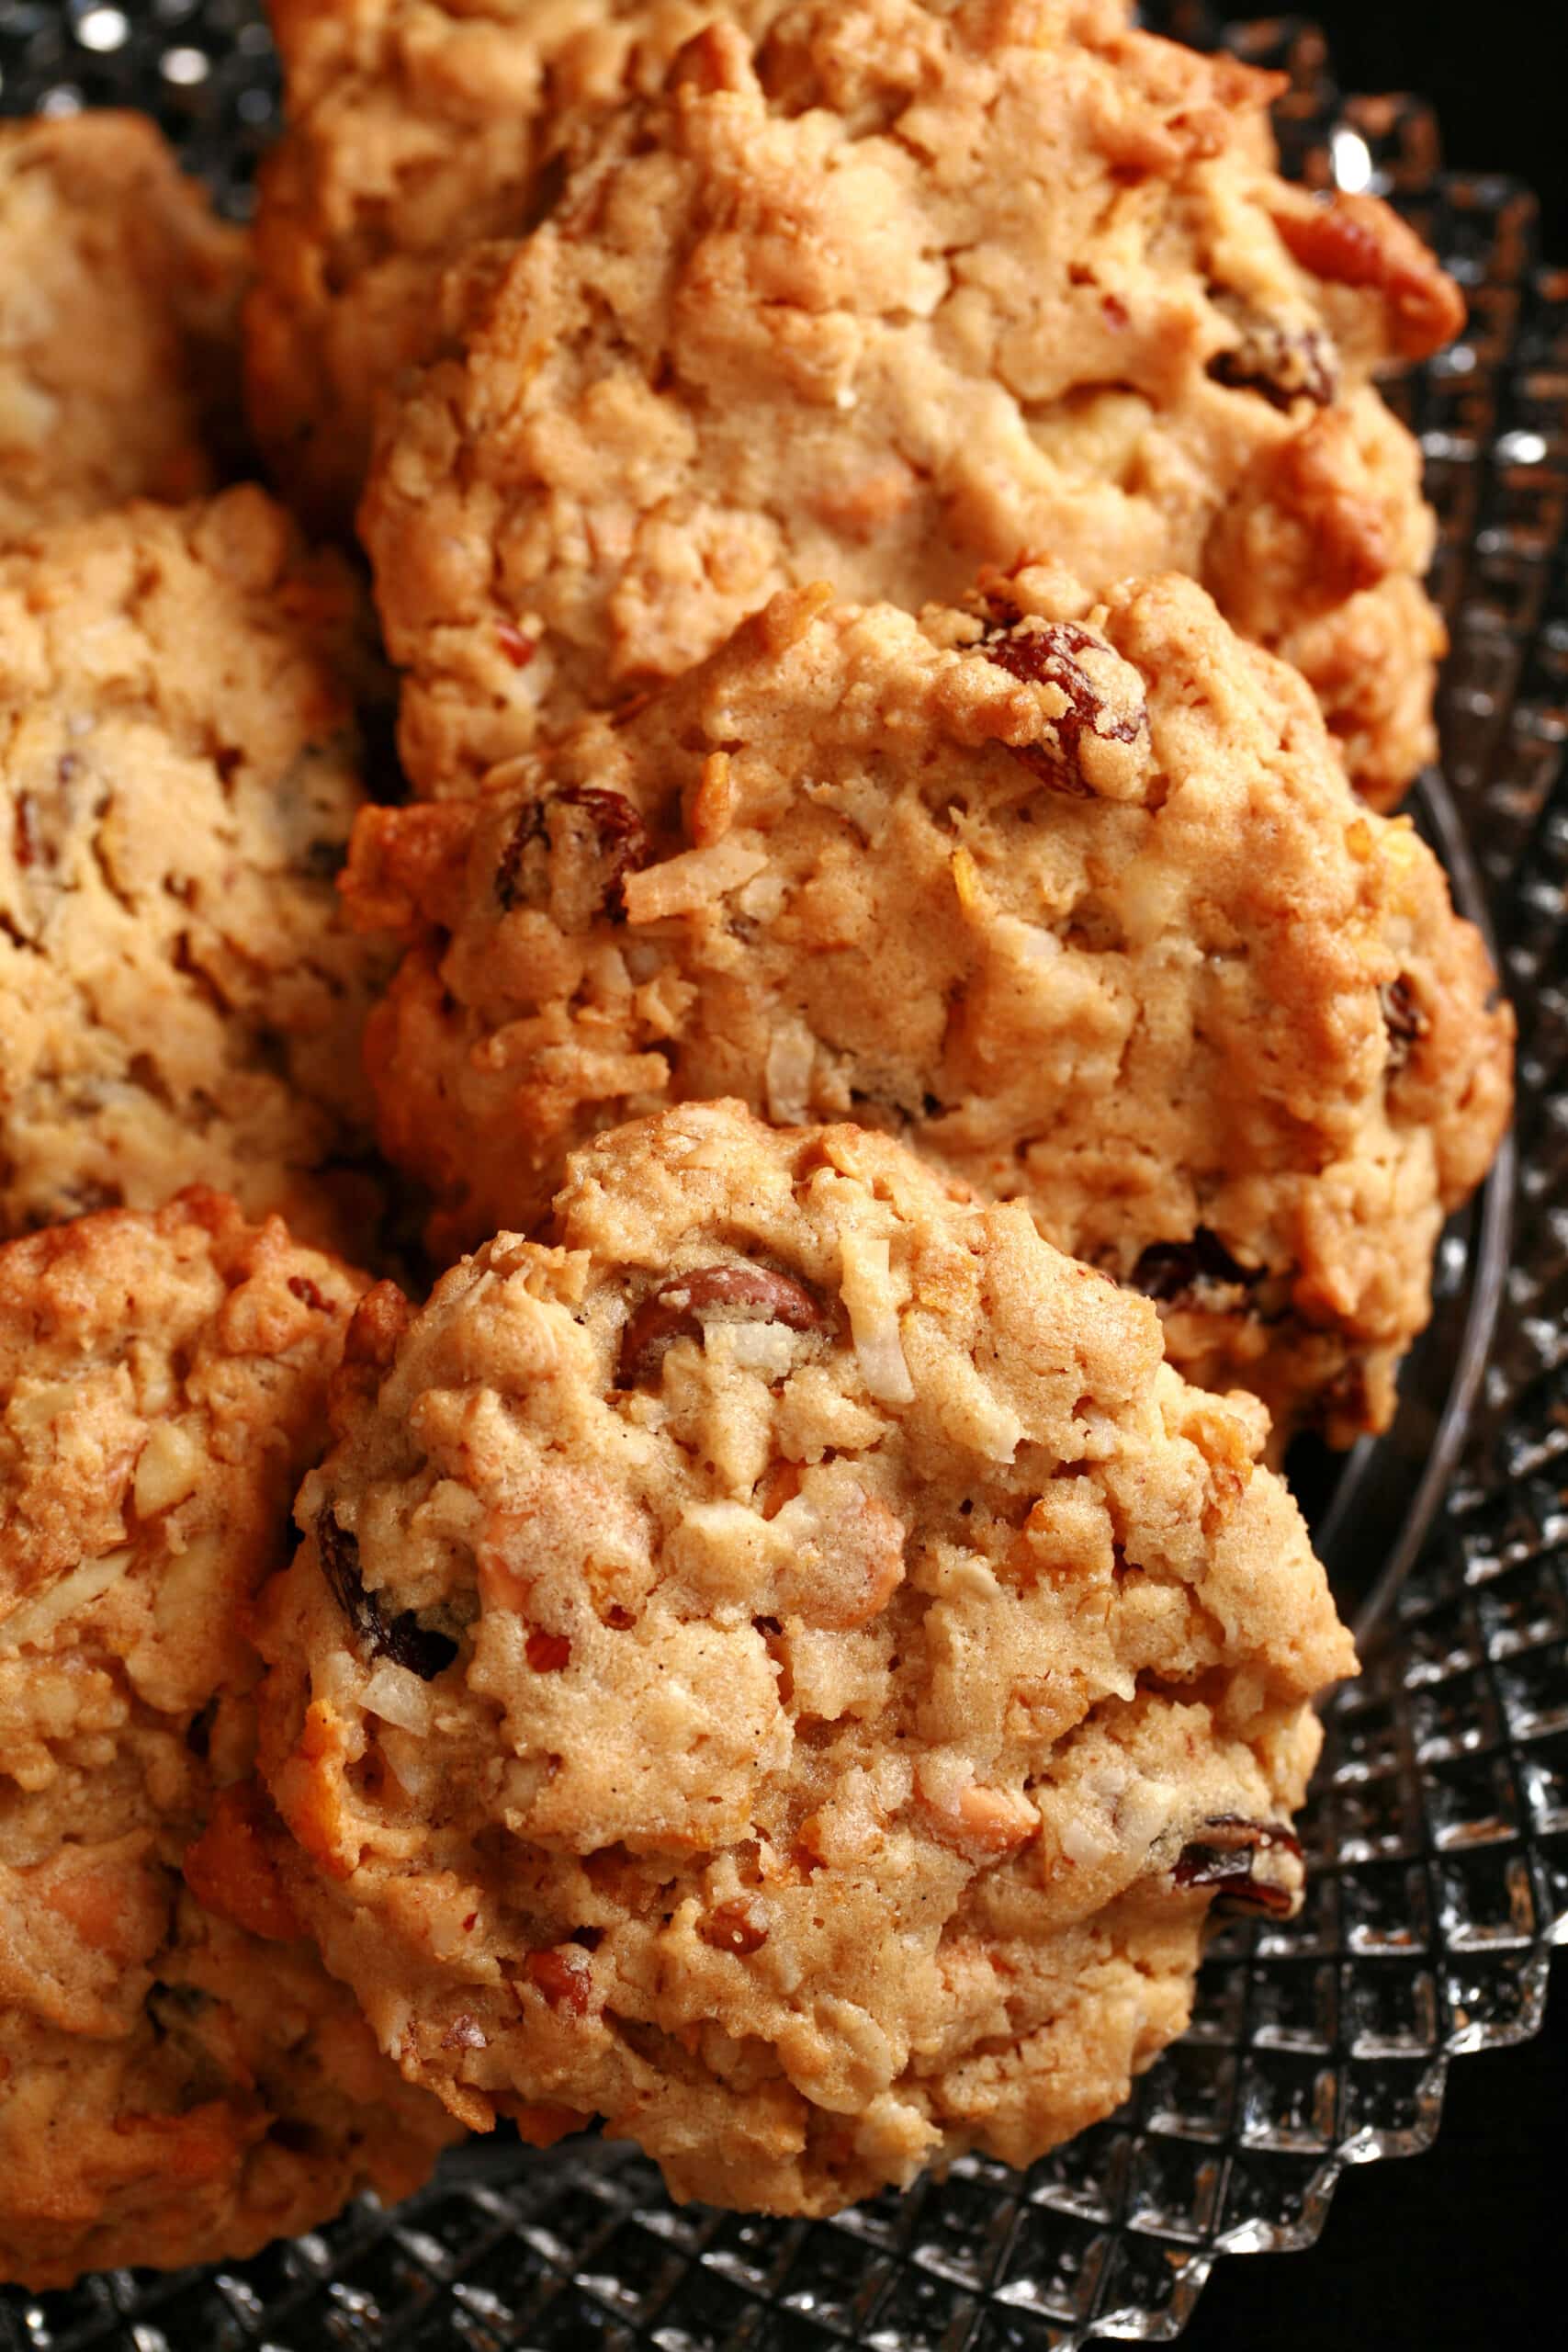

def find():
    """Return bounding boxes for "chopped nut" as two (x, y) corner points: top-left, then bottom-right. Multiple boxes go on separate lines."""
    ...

(618, 1262), (827, 1387)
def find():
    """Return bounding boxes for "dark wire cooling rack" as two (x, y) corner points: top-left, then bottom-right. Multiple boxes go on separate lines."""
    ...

(1, 6), (1565, 2347)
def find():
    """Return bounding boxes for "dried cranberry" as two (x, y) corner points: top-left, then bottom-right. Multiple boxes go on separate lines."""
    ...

(1171, 1816), (1303, 1916)
(316, 1512), (458, 1682)
(1130, 1229), (1263, 1306)
(524, 1946), (592, 2014)
(525, 1630), (572, 1673)
(494, 786), (648, 923)
(617, 1263), (827, 1387)
(287, 1274), (331, 1313)
(979, 616), (1146, 797)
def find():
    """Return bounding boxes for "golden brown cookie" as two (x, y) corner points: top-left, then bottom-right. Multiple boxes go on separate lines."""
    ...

(0, 1193), (457, 2290)
(255, 1101), (1355, 2216)
(246, 0), (791, 528)
(342, 564), (1512, 1449)
(0, 114), (246, 539)
(360, 0), (1461, 807)
(0, 486), (391, 1257)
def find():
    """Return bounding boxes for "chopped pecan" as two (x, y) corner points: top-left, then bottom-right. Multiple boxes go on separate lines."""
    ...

(495, 786), (648, 925)
(317, 1511), (458, 1683)
(1131, 1228), (1264, 1306)
(1271, 195), (1464, 356)
(1380, 975), (1429, 1070)
(1171, 1815), (1303, 1916)
(617, 1262), (827, 1386)
(699, 1899), (769, 1956)
(979, 616), (1146, 797)
(1208, 321), (1337, 410)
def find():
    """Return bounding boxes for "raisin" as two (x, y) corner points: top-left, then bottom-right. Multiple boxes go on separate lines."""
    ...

(1171, 1816), (1303, 1916)
(524, 1946), (592, 2015)
(698, 1900), (769, 1956)
(287, 1274), (331, 1313)
(617, 1263), (827, 1387)
(1208, 322), (1337, 410)
(316, 1511), (458, 1682)
(495, 786), (648, 924)
(1131, 1228), (1264, 1306)
(979, 616), (1146, 797)
(1380, 975), (1429, 1070)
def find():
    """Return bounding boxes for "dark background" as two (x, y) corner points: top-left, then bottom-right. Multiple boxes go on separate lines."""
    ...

(1304, 0), (1564, 254)
(1135, 18), (1565, 2345)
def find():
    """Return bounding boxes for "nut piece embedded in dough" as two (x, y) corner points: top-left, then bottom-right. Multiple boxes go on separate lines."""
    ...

(256, 1100), (1356, 2217)
(0, 1191), (457, 2291)
(359, 0), (1461, 805)
(342, 563), (1512, 1449)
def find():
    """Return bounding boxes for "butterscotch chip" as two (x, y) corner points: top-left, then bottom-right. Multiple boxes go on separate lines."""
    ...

(0, 115), (246, 539)
(255, 1100), (1355, 2216)
(0, 1193), (457, 2291)
(246, 0), (789, 527)
(0, 487), (391, 1256)
(360, 0), (1461, 806)
(343, 564), (1512, 1449)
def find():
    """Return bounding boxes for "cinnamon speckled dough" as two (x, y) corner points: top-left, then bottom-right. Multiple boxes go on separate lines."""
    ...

(255, 1102), (1356, 2216)
(0, 487), (391, 1256)
(343, 565), (1512, 1449)
(0, 115), (246, 539)
(361, 0), (1461, 807)
(0, 1193), (457, 2291)
(246, 0), (794, 527)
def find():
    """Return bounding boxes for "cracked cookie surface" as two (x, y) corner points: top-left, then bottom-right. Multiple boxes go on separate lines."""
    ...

(344, 564), (1512, 1448)
(0, 115), (246, 540)
(360, 0), (1460, 806)
(0, 487), (390, 1256)
(0, 1192), (456, 2290)
(256, 1101), (1355, 2215)
(247, 0), (791, 527)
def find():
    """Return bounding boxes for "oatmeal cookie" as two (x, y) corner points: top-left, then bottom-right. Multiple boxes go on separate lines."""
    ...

(0, 1193), (457, 2290)
(361, 0), (1461, 807)
(0, 115), (246, 540)
(255, 1101), (1355, 2216)
(343, 566), (1512, 1449)
(247, 0), (795, 528)
(0, 486), (391, 1256)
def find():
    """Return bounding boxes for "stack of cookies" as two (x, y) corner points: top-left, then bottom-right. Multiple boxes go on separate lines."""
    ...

(0, 0), (1513, 2286)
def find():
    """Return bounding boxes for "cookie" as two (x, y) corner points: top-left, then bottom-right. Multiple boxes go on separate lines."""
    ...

(0, 115), (246, 540)
(246, 0), (789, 528)
(255, 1100), (1355, 2216)
(342, 564), (1512, 1450)
(0, 1192), (457, 2290)
(0, 486), (392, 1257)
(360, 0), (1461, 808)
